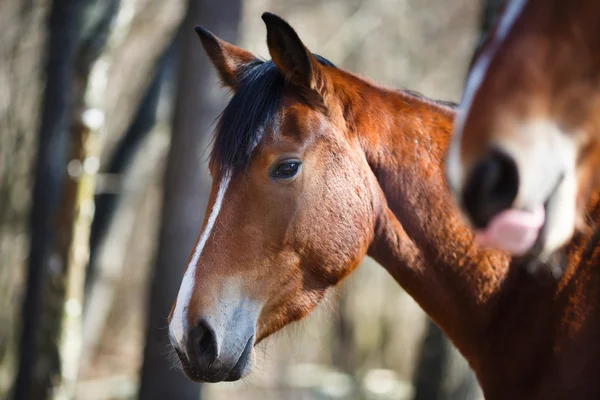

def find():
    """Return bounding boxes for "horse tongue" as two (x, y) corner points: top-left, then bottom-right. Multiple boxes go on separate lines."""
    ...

(474, 206), (545, 256)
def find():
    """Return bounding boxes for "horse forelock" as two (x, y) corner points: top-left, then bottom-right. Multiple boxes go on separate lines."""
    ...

(211, 55), (335, 172)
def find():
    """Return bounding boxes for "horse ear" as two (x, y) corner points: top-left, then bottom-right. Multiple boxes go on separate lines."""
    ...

(194, 26), (258, 90)
(261, 12), (323, 91)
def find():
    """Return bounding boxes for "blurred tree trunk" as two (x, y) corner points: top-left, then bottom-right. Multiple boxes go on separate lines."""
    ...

(13, 0), (119, 398)
(331, 288), (357, 375)
(86, 45), (173, 292)
(469, 0), (505, 68)
(13, 1), (85, 398)
(77, 0), (185, 381)
(80, 43), (174, 372)
(137, 0), (243, 398)
(479, 0), (504, 40)
(413, 320), (482, 400)
(0, 1), (48, 397)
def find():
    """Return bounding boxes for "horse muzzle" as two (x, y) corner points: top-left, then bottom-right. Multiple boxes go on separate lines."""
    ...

(169, 297), (260, 382)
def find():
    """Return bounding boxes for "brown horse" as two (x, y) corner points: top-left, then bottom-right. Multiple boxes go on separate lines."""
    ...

(446, 0), (600, 262)
(169, 13), (600, 399)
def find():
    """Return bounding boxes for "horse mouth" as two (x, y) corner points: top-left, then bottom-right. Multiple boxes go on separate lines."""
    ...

(179, 335), (254, 383)
(474, 172), (565, 263)
(522, 198), (554, 261)
(521, 172), (568, 275)
(223, 335), (254, 382)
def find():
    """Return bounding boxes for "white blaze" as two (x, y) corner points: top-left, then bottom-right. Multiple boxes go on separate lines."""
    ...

(169, 169), (233, 348)
(447, 0), (528, 191)
(454, 0), (528, 134)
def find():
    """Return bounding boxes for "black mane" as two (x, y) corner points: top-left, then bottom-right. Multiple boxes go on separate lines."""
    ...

(212, 54), (335, 171)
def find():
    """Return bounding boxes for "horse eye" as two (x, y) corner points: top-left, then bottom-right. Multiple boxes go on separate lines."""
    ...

(271, 160), (302, 180)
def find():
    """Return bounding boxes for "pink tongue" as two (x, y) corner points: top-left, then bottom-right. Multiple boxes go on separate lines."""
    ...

(475, 206), (545, 255)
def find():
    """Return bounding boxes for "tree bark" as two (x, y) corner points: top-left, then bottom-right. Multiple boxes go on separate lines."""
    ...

(13, 1), (85, 398)
(137, 0), (243, 398)
(13, 1), (119, 398)
(0, 1), (48, 396)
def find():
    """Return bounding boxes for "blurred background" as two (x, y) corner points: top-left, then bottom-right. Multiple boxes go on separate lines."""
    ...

(0, 0), (503, 399)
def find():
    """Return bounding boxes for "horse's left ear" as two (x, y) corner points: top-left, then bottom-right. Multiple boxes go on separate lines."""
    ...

(195, 25), (258, 90)
(262, 12), (324, 91)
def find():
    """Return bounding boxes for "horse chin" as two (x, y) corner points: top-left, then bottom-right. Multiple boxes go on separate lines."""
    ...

(181, 337), (255, 383)
(222, 337), (255, 382)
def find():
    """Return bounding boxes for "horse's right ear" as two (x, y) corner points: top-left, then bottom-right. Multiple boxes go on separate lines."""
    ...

(261, 13), (322, 92)
(194, 26), (258, 90)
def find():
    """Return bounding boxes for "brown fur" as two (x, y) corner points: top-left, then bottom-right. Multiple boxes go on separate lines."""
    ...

(171, 13), (600, 398)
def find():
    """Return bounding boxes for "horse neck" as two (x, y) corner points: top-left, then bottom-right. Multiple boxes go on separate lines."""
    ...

(338, 78), (512, 363)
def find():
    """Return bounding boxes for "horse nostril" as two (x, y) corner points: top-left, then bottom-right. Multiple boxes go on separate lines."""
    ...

(462, 149), (519, 228)
(187, 320), (218, 369)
